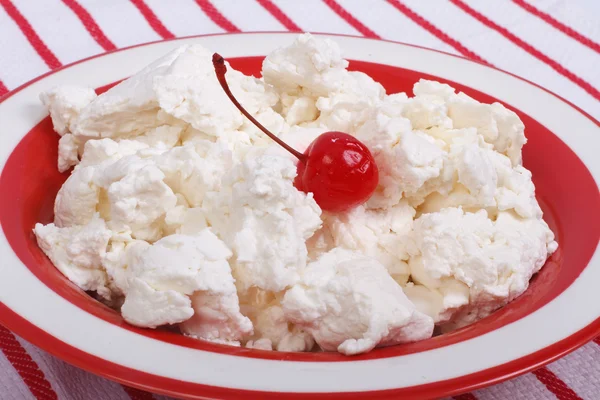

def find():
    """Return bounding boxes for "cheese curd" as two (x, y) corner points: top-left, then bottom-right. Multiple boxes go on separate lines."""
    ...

(40, 85), (97, 136)
(320, 201), (415, 284)
(263, 32), (385, 133)
(205, 150), (322, 293)
(406, 208), (556, 327)
(282, 248), (434, 355)
(34, 214), (112, 299)
(40, 86), (98, 172)
(35, 33), (557, 355)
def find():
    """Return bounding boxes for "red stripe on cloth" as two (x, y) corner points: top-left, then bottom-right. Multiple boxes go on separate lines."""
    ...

(594, 336), (600, 346)
(512, 0), (600, 54)
(122, 385), (155, 400)
(0, 80), (8, 97)
(532, 367), (583, 400)
(195, 0), (240, 33)
(130, 0), (175, 39)
(322, 0), (380, 39)
(450, 0), (600, 101)
(453, 393), (478, 400)
(256, 0), (301, 32)
(0, 0), (61, 69)
(386, 0), (491, 66)
(62, 0), (116, 51)
(0, 326), (58, 400)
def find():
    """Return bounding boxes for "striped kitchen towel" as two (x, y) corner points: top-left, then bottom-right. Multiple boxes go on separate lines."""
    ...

(0, 1), (599, 399)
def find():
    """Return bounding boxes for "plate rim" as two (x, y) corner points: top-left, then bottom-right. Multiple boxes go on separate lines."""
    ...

(2, 302), (599, 400)
(0, 32), (599, 399)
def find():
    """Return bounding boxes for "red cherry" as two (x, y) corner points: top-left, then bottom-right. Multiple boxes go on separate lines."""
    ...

(212, 53), (379, 212)
(296, 132), (378, 212)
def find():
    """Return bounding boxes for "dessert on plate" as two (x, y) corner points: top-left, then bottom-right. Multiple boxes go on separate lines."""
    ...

(34, 33), (557, 356)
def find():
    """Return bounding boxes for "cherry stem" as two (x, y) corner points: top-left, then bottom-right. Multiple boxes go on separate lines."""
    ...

(212, 53), (306, 162)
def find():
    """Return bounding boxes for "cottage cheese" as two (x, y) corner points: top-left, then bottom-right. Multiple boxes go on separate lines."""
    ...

(320, 201), (415, 284)
(263, 33), (384, 133)
(354, 94), (447, 209)
(73, 44), (278, 143)
(35, 33), (557, 355)
(248, 302), (315, 352)
(34, 214), (112, 299)
(40, 85), (97, 136)
(205, 150), (322, 293)
(121, 231), (252, 340)
(40, 86), (98, 171)
(282, 248), (434, 355)
(154, 142), (232, 207)
(406, 207), (556, 326)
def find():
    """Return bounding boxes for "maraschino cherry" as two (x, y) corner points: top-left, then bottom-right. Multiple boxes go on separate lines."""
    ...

(212, 53), (379, 213)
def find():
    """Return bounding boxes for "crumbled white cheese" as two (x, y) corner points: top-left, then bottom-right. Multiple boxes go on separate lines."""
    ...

(416, 129), (541, 219)
(55, 148), (179, 241)
(135, 125), (183, 148)
(72, 45), (190, 139)
(40, 86), (98, 171)
(121, 231), (252, 340)
(164, 206), (208, 236)
(34, 214), (112, 299)
(263, 33), (349, 97)
(322, 201), (415, 284)
(250, 303), (315, 352)
(413, 80), (526, 165)
(37, 34), (558, 355)
(237, 286), (312, 351)
(407, 207), (557, 326)
(73, 44), (278, 143)
(57, 134), (80, 172)
(263, 33), (384, 135)
(40, 85), (97, 136)
(313, 69), (385, 133)
(280, 94), (318, 126)
(106, 162), (177, 241)
(54, 166), (99, 228)
(154, 142), (232, 207)
(121, 277), (194, 328)
(180, 286), (253, 344)
(79, 138), (150, 168)
(355, 95), (446, 208)
(206, 150), (322, 293)
(282, 248), (434, 355)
